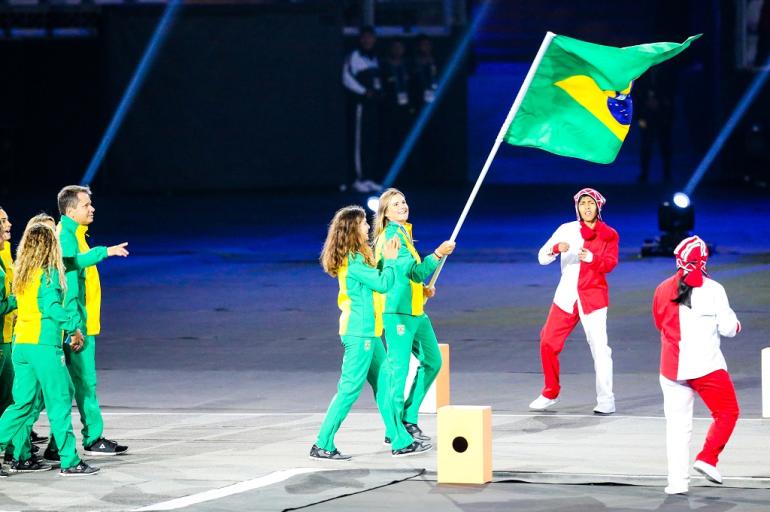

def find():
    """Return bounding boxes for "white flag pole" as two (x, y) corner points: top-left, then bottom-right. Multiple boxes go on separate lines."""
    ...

(426, 31), (556, 290)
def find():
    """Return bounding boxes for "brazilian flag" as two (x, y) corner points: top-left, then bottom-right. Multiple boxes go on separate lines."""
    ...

(505, 34), (700, 164)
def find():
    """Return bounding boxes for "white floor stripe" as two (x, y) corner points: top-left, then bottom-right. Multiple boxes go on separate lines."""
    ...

(133, 468), (327, 511)
(49, 411), (766, 421)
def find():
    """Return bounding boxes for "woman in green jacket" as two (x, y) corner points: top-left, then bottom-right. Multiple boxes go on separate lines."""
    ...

(310, 205), (401, 461)
(0, 223), (99, 476)
(373, 188), (455, 457)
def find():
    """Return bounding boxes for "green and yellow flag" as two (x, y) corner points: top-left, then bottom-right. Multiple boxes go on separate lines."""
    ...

(504, 33), (701, 164)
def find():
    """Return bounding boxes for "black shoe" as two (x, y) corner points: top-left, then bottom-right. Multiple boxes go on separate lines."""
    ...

(403, 422), (430, 441)
(9, 457), (52, 473)
(383, 437), (391, 446)
(43, 446), (60, 462)
(30, 430), (48, 445)
(84, 438), (128, 456)
(309, 444), (351, 461)
(31, 443), (40, 454)
(391, 441), (432, 457)
(3, 452), (11, 463)
(0, 466), (8, 478)
(59, 461), (100, 476)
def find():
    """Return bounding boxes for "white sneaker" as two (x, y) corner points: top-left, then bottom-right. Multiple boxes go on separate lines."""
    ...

(529, 395), (558, 411)
(593, 403), (616, 415)
(693, 460), (722, 484)
(664, 484), (688, 495)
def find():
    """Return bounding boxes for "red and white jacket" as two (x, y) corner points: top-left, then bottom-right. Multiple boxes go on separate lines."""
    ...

(653, 275), (740, 381)
(538, 220), (619, 315)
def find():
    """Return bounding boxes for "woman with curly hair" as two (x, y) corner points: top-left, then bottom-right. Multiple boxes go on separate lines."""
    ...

(310, 205), (400, 461)
(0, 223), (99, 476)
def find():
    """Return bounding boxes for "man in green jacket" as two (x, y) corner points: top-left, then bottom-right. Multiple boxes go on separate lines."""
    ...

(45, 185), (129, 458)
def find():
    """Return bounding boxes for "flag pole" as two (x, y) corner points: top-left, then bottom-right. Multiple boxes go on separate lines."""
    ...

(426, 31), (556, 290)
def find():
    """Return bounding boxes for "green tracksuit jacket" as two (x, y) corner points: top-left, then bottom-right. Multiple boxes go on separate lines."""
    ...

(337, 252), (396, 337)
(374, 222), (440, 316)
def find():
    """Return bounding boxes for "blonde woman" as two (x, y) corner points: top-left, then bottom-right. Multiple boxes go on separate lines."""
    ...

(310, 206), (401, 460)
(0, 223), (99, 476)
(372, 188), (454, 457)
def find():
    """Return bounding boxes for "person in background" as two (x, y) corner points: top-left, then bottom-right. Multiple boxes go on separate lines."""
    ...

(342, 26), (383, 193)
(380, 38), (414, 179)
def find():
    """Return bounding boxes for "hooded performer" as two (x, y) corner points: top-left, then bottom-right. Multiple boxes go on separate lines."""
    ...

(653, 235), (741, 495)
(530, 188), (619, 414)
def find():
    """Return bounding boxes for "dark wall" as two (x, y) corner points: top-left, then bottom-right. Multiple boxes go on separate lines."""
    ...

(98, 4), (346, 192)
(0, 38), (101, 198)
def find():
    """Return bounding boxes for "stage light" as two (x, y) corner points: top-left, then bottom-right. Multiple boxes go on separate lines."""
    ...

(673, 192), (690, 209)
(367, 196), (379, 212)
(641, 197), (695, 256)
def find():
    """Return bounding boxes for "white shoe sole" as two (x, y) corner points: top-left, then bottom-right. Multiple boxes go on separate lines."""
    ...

(664, 486), (688, 495)
(392, 445), (432, 458)
(83, 449), (128, 457)
(10, 467), (52, 473)
(308, 455), (351, 462)
(693, 462), (722, 484)
(529, 399), (558, 411)
(59, 471), (100, 477)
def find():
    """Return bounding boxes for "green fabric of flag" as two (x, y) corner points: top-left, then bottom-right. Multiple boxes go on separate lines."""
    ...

(504, 34), (701, 164)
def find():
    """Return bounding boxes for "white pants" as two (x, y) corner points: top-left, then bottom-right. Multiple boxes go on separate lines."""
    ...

(659, 375), (694, 489)
(540, 302), (614, 408)
(578, 303), (614, 408)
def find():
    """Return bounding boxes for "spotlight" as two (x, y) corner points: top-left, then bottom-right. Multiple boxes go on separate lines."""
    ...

(641, 194), (695, 257)
(366, 196), (379, 212)
(673, 192), (690, 208)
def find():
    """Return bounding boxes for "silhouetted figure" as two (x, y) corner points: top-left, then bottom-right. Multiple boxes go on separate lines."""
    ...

(635, 67), (675, 183)
(342, 26), (383, 193)
(380, 39), (414, 178)
(411, 35), (440, 181)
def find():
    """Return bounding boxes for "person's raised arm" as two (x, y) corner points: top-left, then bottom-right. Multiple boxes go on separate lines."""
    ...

(347, 237), (400, 294)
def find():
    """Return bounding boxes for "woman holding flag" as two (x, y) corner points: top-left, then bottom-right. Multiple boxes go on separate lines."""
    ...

(372, 188), (454, 457)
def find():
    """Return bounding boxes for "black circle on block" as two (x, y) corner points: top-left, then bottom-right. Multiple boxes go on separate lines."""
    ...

(452, 436), (469, 453)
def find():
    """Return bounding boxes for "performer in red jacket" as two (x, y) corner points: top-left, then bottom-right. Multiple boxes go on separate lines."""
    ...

(653, 235), (741, 495)
(529, 188), (619, 414)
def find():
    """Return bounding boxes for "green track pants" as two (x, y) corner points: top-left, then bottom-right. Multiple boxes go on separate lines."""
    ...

(0, 344), (34, 461)
(43, 334), (104, 452)
(315, 335), (387, 452)
(0, 344), (80, 469)
(377, 313), (442, 450)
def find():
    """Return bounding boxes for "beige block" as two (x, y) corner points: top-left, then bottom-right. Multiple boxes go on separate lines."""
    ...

(437, 405), (492, 484)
